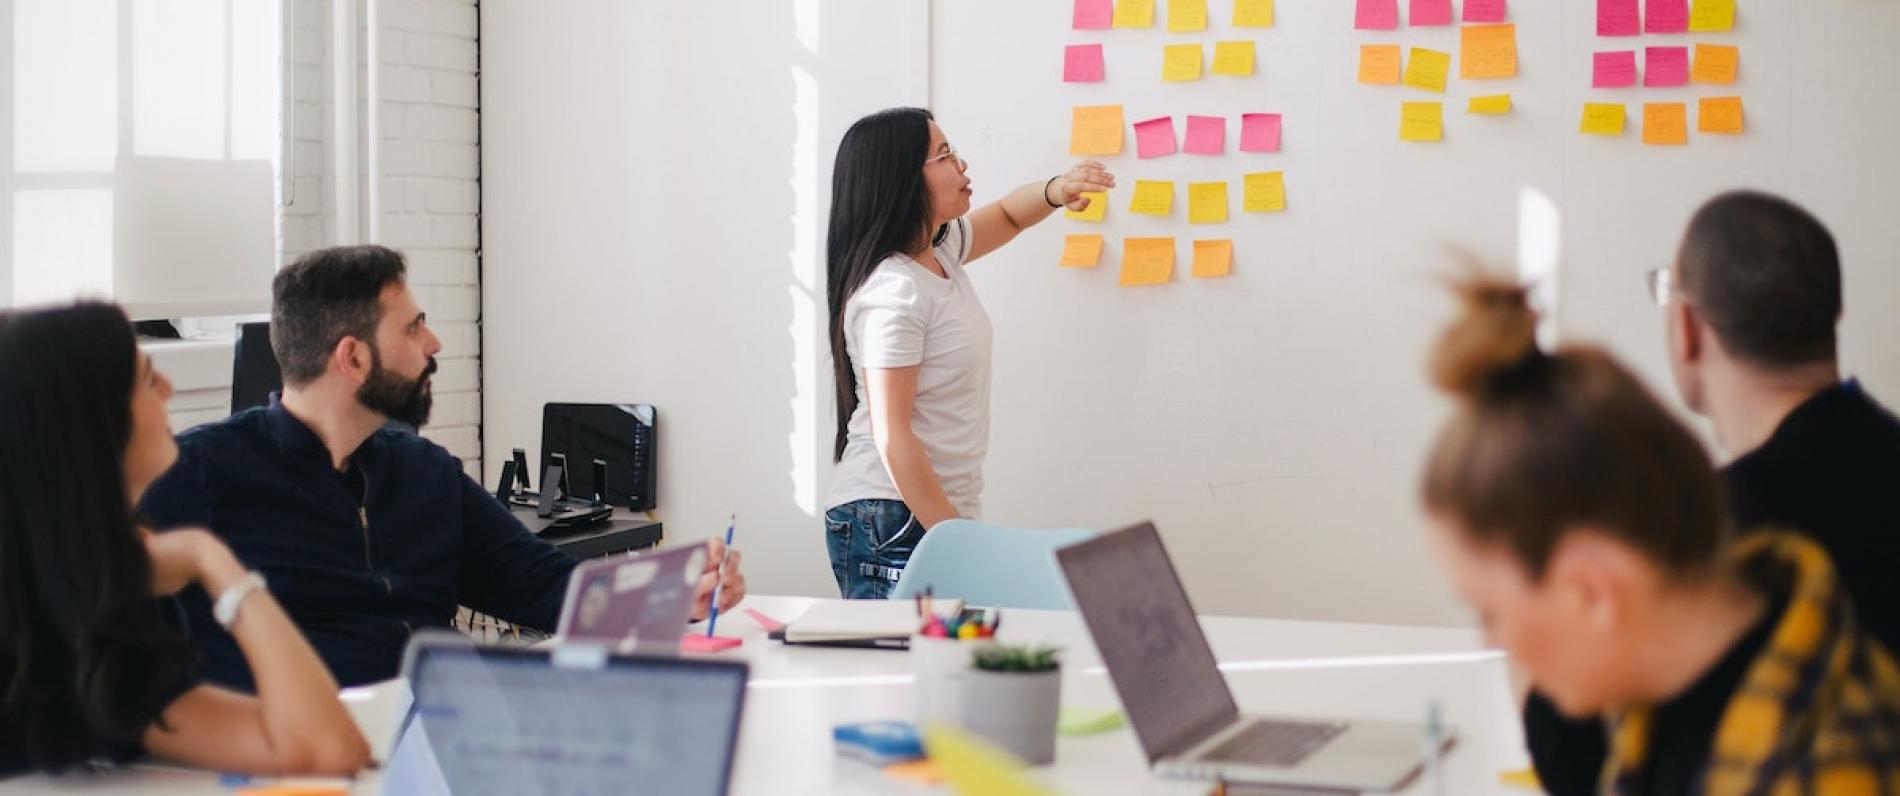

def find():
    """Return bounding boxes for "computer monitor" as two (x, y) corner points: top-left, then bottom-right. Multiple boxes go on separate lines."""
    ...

(541, 403), (657, 510)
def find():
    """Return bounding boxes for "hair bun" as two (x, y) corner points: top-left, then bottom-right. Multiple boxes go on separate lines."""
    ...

(1430, 274), (1541, 399)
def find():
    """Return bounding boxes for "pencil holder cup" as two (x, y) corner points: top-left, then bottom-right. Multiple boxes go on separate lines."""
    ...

(959, 667), (1062, 765)
(911, 635), (994, 726)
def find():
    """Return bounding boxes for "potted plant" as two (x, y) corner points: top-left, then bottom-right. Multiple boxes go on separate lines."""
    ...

(958, 646), (1062, 765)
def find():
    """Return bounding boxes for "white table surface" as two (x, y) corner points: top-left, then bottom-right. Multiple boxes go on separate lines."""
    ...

(1, 595), (1532, 795)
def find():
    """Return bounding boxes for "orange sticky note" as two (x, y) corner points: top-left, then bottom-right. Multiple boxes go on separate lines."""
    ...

(1119, 238), (1175, 286)
(1691, 44), (1738, 85)
(1400, 102), (1444, 142)
(1070, 105), (1124, 155)
(1192, 239), (1233, 278)
(1359, 45), (1402, 84)
(1066, 191), (1109, 221)
(884, 760), (946, 786)
(1233, 0), (1274, 27)
(1642, 102), (1687, 145)
(1460, 24), (1517, 79)
(1242, 171), (1285, 213)
(1580, 103), (1627, 135)
(1168, 0), (1208, 32)
(1402, 47), (1451, 93)
(1114, 0), (1156, 28)
(1698, 96), (1744, 134)
(1060, 234), (1105, 267)
(1163, 43), (1204, 81)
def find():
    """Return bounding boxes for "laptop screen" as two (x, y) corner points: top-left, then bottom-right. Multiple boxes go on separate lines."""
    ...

(1056, 522), (1240, 762)
(384, 642), (747, 796)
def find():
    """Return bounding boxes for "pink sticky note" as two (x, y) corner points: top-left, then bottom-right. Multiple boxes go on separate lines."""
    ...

(1463, 0), (1507, 23)
(1064, 44), (1105, 82)
(1073, 0), (1113, 29)
(681, 634), (743, 654)
(1593, 51), (1637, 87)
(1597, 0), (1640, 35)
(1645, 0), (1688, 32)
(1355, 0), (1398, 30)
(1410, 0), (1453, 26)
(1644, 46), (1688, 87)
(1239, 113), (1283, 153)
(1134, 116), (1178, 159)
(1184, 115), (1225, 155)
(745, 607), (786, 633)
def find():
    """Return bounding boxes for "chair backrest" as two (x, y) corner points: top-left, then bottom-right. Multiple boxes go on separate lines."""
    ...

(230, 321), (281, 414)
(890, 519), (1098, 610)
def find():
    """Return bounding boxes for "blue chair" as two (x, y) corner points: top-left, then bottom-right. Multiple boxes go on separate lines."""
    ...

(890, 519), (1098, 610)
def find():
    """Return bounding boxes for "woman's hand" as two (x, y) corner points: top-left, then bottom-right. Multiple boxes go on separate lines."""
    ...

(1050, 160), (1117, 212)
(142, 527), (244, 596)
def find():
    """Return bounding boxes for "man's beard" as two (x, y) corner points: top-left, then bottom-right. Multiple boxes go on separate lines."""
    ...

(357, 348), (436, 428)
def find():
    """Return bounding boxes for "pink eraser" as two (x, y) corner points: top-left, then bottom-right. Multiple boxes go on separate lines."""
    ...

(681, 634), (743, 653)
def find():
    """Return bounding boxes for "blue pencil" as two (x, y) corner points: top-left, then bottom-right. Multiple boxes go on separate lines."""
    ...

(706, 514), (735, 637)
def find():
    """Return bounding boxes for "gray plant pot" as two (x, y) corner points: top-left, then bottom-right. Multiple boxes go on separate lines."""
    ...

(958, 668), (1061, 765)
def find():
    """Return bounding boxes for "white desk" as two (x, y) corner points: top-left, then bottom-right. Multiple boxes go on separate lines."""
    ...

(2, 596), (1531, 795)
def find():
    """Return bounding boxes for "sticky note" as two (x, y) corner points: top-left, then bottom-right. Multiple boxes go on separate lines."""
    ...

(1070, 105), (1124, 155)
(1074, 0), (1114, 29)
(1355, 0), (1398, 30)
(1162, 43), (1204, 81)
(1114, 0), (1156, 28)
(1642, 102), (1687, 145)
(1058, 708), (1125, 736)
(1579, 103), (1627, 135)
(1646, 0), (1688, 32)
(1468, 94), (1512, 114)
(1119, 238), (1176, 286)
(1688, 0), (1733, 32)
(681, 634), (742, 653)
(1184, 115), (1226, 155)
(1243, 171), (1286, 212)
(237, 788), (347, 796)
(1168, 0), (1208, 31)
(1400, 102), (1444, 142)
(1064, 44), (1105, 82)
(1691, 44), (1738, 84)
(1129, 180), (1174, 216)
(1411, 0), (1453, 26)
(924, 726), (1058, 796)
(1593, 51), (1637, 88)
(1239, 112), (1282, 152)
(1192, 239), (1234, 278)
(1067, 191), (1109, 221)
(1188, 182), (1229, 224)
(1359, 45), (1402, 84)
(1698, 96), (1744, 134)
(1597, 0), (1640, 36)
(884, 760), (946, 786)
(1402, 48), (1451, 93)
(1134, 116), (1178, 159)
(1463, 0), (1507, 23)
(1060, 234), (1105, 267)
(1644, 47), (1689, 87)
(1460, 24), (1517, 79)
(1233, 0), (1274, 27)
(1212, 41), (1256, 76)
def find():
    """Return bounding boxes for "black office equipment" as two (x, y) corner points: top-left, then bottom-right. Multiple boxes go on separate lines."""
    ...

(230, 321), (283, 414)
(541, 403), (657, 510)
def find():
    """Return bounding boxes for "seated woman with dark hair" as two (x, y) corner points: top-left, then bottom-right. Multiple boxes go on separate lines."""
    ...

(0, 303), (368, 776)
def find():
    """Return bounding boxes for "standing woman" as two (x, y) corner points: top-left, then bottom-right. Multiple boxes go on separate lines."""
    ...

(823, 107), (1114, 598)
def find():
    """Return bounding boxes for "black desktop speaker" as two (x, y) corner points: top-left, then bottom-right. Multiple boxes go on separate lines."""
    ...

(541, 403), (656, 511)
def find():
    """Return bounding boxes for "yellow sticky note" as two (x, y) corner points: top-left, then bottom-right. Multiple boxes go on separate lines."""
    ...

(1242, 171), (1286, 213)
(1212, 41), (1256, 76)
(1580, 103), (1627, 135)
(924, 726), (1058, 796)
(1129, 180), (1174, 216)
(1070, 105), (1124, 156)
(1642, 102), (1688, 145)
(1688, 0), (1734, 31)
(1233, 0), (1274, 27)
(1114, 0), (1156, 28)
(1459, 24), (1517, 79)
(1468, 94), (1512, 114)
(1400, 102), (1444, 142)
(1188, 182), (1229, 224)
(1499, 768), (1542, 792)
(1163, 44), (1204, 81)
(1066, 191), (1109, 221)
(1691, 44), (1738, 85)
(1167, 0), (1208, 32)
(1192, 239), (1233, 278)
(1402, 47), (1451, 93)
(1060, 234), (1105, 268)
(1358, 44), (1402, 84)
(1698, 96), (1744, 134)
(1119, 238), (1176, 287)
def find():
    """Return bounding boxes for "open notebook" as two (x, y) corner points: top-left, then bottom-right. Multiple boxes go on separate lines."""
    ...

(776, 599), (966, 648)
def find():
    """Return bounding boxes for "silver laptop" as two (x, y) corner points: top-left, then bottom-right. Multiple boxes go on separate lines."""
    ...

(1055, 522), (1446, 792)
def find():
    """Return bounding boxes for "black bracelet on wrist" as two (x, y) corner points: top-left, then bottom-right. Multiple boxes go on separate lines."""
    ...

(1043, 175), (1063, 208)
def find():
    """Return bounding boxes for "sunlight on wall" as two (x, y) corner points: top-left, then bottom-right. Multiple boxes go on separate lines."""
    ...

(1516, 185), (1562, 349)
(786, 0), (822, 515)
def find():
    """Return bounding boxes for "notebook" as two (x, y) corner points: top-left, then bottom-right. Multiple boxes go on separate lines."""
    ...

(776, 599), (965, 648)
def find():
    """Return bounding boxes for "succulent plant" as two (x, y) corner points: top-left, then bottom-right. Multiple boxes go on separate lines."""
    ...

(971, 645), (1061, 673)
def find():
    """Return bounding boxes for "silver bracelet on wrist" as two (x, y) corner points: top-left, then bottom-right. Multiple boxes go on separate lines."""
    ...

(213, 572), (268, 630)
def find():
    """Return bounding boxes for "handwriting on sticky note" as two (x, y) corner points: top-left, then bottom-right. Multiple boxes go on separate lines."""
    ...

(1129, 180), (1174, 216)
(1593, 51), (1637, 88)
(1239, 113), (1282, 153)
(1359, 45), (1402, 85)
(1070, 105), (1124, 156)
(1644, 47), (1688, 87)
(1185, 115), (1226, 155)
(1162, 43), (1204, 81)
(1400, 102), (1444, 142)
(1460, 24), (1517, 79)
(1243, 171), (1286, 212)
(1468, 94), (1511, 114)
(1642, 102), (1687, 145)
(1134, 116), (1178, 159)
(1597, 0), (1639, 36)
(1411, 0), (1453, 26)
(1060, 234), (1105, 268)
(1114, 0), (1156, 28)
(1355, 0), (1397, 30)
(1579, 103), (1627, 135)
(1074, 0), (1114, 29)
(1463, 0), (1507, 23)
(1646, 0), (1687, 32)
(1212, 41), (1256, 76)
(1234, 0), (1274, 27)
(1067, 191), (1109, 221)
(1688, 0), (1733, 31)
(1192, 239), (1233, 278)
(1168, 0), (1208, 31)
(1188, 182), (1229, 224)
(1403, 48), (1451, 93)
(1692, 44), (1738, 84)
(1064, 44), (1105, 83)
(1119, 238), (1175, 286)
(1698, 96), (1743, 134)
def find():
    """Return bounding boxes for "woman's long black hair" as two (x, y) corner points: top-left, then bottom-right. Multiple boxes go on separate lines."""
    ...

(826, 107), (944, 462)
(0, 302), (194, 771)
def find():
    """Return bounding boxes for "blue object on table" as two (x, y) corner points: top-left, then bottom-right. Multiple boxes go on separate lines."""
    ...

(833, 721), (927, 766)
(890, 519), (1097, 610)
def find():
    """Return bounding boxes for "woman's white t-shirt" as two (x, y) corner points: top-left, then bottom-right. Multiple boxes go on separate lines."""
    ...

(826, 218), (993, 518)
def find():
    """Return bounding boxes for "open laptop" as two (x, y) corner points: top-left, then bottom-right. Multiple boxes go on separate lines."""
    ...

(382, 632), (748, 796)
(1055, 522), (1445, 792)
(555, 542), (708, 655)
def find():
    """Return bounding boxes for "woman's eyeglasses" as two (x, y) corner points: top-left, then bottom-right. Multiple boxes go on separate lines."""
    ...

(925, 147), (965, 169)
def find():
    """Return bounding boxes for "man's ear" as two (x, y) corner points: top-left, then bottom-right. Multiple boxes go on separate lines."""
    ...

(331, 336), (374, 386)
(1671, 299), (1703, 367)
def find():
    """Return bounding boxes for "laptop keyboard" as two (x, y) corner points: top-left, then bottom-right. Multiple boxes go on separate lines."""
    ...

(1199, 720), (1349, 767)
